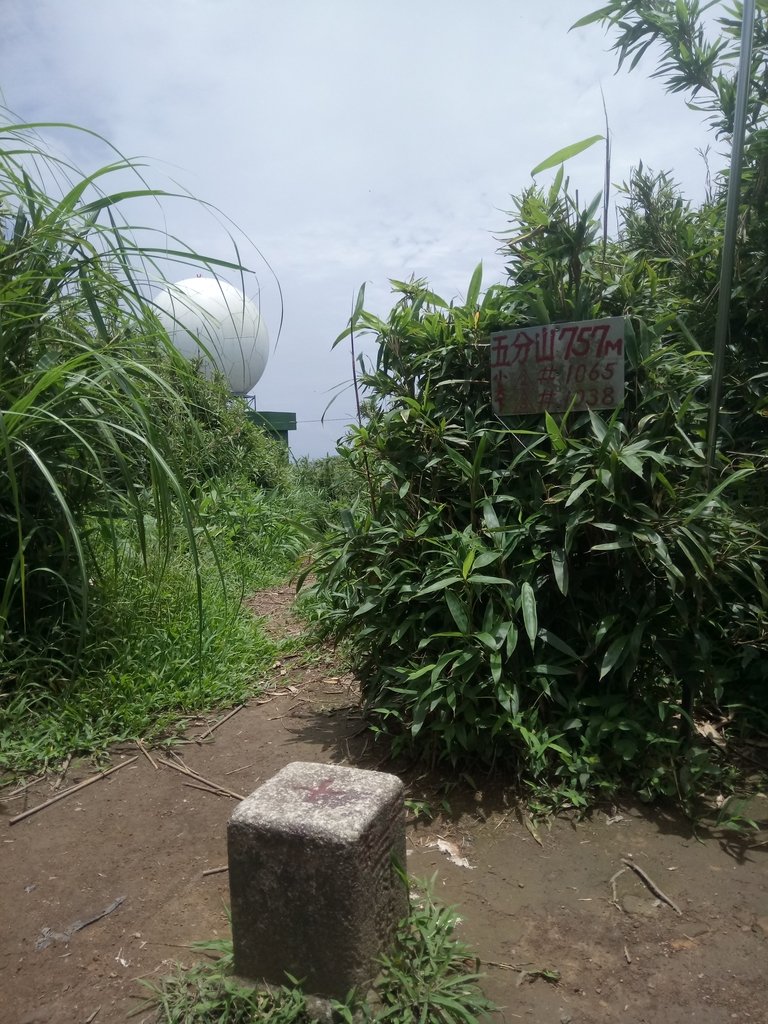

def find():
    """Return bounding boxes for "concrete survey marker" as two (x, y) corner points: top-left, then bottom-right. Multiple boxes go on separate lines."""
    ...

(228, 761), (407, 999)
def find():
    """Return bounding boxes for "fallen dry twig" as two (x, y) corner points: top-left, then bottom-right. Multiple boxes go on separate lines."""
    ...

(195, 702), (247, 741)
(52, 753), (72, 791)
(5, 776), (44, 801)
(609, 866), (627, 911)
(622, 857), (682, 915)
(9, 757), (138, 826)
(135, 738), (158, 770)
(484, 959), (534, 972)
(182, 781), (241, 800)
(157, 757), (244, 800)
(202, 865), (229, 877)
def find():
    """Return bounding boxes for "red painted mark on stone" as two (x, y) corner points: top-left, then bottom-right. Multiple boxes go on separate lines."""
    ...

(295, 778), (357, 808)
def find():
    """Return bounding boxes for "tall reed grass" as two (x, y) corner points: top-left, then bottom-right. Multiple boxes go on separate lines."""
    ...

(0, 117), (304, 773)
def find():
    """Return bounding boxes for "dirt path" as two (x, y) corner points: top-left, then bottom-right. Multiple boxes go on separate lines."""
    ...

(2, 585), (767, 1024)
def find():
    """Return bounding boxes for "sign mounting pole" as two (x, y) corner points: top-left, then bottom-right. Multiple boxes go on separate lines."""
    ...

(706, 0), (756, 474)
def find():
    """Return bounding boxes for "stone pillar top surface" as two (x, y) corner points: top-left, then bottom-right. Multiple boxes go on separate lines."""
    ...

(230, 761), (403, 843)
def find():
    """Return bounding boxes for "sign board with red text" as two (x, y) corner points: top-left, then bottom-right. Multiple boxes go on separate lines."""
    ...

(489, 317), (625, 416)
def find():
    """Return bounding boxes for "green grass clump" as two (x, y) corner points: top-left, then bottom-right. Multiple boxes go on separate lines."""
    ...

(364, 885), (493, 1024)
(138, 883), (494, 1024)
(0, 475), (317, 775)
(0, 546), (275, 774)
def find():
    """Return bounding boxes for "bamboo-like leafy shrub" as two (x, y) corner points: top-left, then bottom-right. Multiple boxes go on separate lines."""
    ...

(309, 3), (768, 803)
(309, 264), (767, 802)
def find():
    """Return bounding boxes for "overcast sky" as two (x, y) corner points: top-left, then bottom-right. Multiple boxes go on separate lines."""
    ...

(3, 1), (727, 458)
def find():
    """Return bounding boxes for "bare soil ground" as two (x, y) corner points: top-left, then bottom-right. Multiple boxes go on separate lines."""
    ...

(2, 585), (767, 1024)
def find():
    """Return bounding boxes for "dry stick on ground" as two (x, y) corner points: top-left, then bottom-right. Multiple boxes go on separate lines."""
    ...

(609, 866), (627, 911)
(182, 781), (241, 800)
(195, 702), (247, 742)
(157, 757), (245, 801)
(9, 757), (139, 825)
(622, 858), (682, 915)
(202, 865), (229, 877)
(5, 776), (44, 800)
(52, 753), (72, 791)
(484, 960), (535, 971)
(224, 762), (254, 776)
(135, 738), (158, 770)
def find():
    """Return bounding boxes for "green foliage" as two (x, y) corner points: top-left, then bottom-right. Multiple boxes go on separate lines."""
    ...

(0, 473), (316, 774)
(574, 1), (766, 137)
(310, 3), (768, 806)
(0, 116), (238, 659)
(576, 1), (768, 443)
(154, 361), (290, 491)
(368, 882), (493, 1024)
(137, 938), (314, 1023)
(308, 260), (768, 803)
(289, 454), (369, 528)
(139, 882), (494, 1024)
(530, 134), (605, 176)
(0, 118), (317, 773)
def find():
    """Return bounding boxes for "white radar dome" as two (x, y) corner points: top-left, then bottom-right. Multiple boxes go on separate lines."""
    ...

(154, 277), (269, 394)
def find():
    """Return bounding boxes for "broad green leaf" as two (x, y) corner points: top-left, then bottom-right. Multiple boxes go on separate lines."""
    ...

(618, 451), (645, 479)
(548, 163), (565, 203)
(490, 650), (502, 685)
(551, 547), (569, 596)
(466, 261), (483, 309)
(503, 622), (518, 658)
(411, 702), (427, 736)
(588, 408), (608, 443)
(520, 582), (538, 648)
(531, 663), (575, 676)
(421, 288), (448, 308)
(539, 629), (579, 660)
(545, 410), (566, 452)
(600, 636), (627, 679)
(482, 501), (500, 530)
(531, 135), (604, 176)
(654, 469), (676, 499)
(476, 631), (499, 649)
(474, 550), (501, 570)
(565, 478), (595, 507)
(414, 575), (463, 597)
(352, 600), (377, 618)
(445, 591), (469, 633)
(570, 6), (615, 30)
(461, 550), (476, 580)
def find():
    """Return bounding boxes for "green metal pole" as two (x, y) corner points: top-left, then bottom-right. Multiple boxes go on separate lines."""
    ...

(706, 0), (756, 473)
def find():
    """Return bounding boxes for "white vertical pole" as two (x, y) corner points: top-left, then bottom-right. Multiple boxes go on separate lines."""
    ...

(706, 0), (756, 472)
